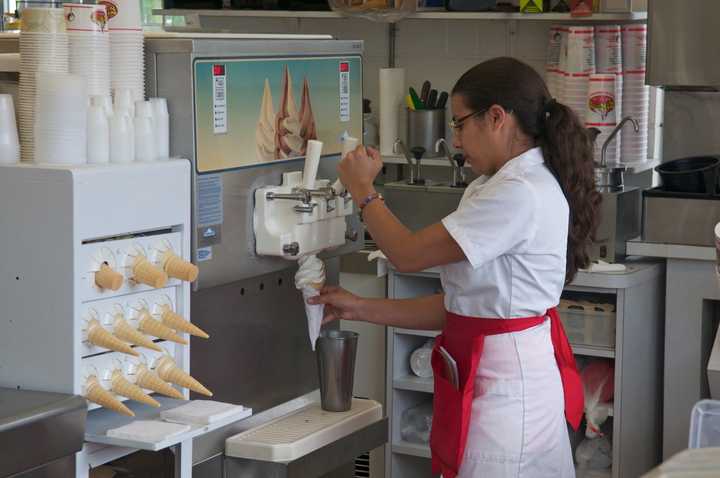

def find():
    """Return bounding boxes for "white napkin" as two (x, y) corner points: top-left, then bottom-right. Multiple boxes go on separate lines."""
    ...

(161, 400), (246, 425)
(582, 260), (627, 273)
(106, 420), (190, 442)
(302, 286), (324, 351)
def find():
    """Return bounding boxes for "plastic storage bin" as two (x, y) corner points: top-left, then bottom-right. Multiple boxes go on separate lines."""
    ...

(689, 399), (720, 448)
(559, 300), (616, 348)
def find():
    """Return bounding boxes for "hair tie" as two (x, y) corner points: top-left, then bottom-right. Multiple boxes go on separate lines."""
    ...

(542, 98), (558, 117)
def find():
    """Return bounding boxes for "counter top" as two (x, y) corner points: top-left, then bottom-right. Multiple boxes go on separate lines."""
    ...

(387, 258), (664, 290)
(627, 239), (715, 262)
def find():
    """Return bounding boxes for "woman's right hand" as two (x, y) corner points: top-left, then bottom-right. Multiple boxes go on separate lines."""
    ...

(307, 286), (364, 324)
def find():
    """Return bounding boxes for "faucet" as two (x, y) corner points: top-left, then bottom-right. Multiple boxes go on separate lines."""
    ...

(600, 116), (640, 168)
(393, 139), (416, 185)
(435, 138), (458, 187)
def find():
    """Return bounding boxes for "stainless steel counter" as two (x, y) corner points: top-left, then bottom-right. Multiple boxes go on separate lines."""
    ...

(0, 388), (86, 477)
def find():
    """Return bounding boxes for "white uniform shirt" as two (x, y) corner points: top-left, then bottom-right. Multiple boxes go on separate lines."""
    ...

(441, 147), (568, 318)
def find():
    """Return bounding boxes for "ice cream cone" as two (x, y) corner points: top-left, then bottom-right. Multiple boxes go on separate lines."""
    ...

(161, 307), (209, 339)
(163, 252), (199, 283)
(133, 257), (168, 288)
(111, 370), (160, 407)
(135, 364), (184, 399)
(138, 312), (188, 345)
(85, 376), (134, 417)
(87, 320), (138, 356)
(113, 316), (163, 352)
(95, 263), (124, 291)
(155, 356), (213, 397)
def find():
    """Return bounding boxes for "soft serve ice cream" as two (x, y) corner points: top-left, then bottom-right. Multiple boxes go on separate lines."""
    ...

(275, 66), (304, 159)
(295, 254), (326, 350)
(255, 79), (276, 162)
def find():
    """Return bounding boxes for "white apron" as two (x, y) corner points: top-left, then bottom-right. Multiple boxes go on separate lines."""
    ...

(440, 147), (575, 478)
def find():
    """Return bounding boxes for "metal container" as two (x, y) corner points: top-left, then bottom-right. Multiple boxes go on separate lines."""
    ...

(643, 188), (720, 247)
(316, 330), (358, 412)
(407, 109), (445, 158)
(590, 187), (641, 263)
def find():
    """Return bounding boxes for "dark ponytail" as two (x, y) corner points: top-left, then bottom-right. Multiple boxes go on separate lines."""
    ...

(452, 57), (601, 284)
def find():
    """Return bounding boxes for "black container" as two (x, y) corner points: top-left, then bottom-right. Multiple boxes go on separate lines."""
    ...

(445, 0), (497, 11)
(655, 156), (720, 195)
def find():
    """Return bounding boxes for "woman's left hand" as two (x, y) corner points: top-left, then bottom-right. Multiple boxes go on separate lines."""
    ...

(338, 146), (383, 197)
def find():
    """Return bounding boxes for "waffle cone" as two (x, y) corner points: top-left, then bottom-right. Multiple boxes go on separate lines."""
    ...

(156, 357), (213, 397)
(85, 377), (134, 416)
(87, 321), (138, 356)
(136, 365), (184, 399)
(164, 253), (199, 282)
(95, 263), (124, 291)
(111, 371), (160, 407)
(133, 258), (168, 289)
(113, 316), (163, 352)
(161, 309), (209, 339)
(138, 313), (188, 345)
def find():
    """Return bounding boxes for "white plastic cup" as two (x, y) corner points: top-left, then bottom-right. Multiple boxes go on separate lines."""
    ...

(87, 105), (109, 164)
(134, 115), (155, 162)
(622, 24), (647, 73)
(113, 88), (135, 117)
(110, 112), (133, 163)
(91, 95), (113, 117)
(566, 26), (595, 75)
(150, 97), (169, 160)
(0, 94), (19, 164)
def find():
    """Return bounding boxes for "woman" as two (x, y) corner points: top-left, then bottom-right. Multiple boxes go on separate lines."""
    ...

(309, 57), (600, 477)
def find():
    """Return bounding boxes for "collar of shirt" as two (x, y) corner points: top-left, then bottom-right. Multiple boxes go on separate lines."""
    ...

(468, 147), (545, 191)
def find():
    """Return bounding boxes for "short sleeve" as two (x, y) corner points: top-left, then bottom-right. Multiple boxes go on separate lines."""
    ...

(441, 177), (537, 269)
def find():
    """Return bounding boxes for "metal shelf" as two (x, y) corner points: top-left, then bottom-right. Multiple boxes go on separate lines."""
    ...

(154, 9), (647, 21)
(572, 344), (616, 359)
(394, 375), (434, 393)
(392, 440), (431, 459)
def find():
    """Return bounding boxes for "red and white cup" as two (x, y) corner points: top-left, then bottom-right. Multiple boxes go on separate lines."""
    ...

(101, 0), (142, 31)
(596, 25), (622, 75)
(586, 74), (621, 125)
(622, 24), (647, 73)
(64, 4), (108, 33)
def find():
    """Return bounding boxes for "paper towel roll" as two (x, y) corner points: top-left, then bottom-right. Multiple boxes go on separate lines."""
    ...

(302, 140), (323, 190)
(379, 68), (406, 156)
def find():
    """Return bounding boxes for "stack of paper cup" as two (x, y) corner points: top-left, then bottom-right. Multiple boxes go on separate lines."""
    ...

(87, 104), (110, 164)
(65, 3), (111, 98)
(621, 24), (649, 163)
(586, 74), (622, 165)
(18, 7), (69, 162)
(595, 25), (622, 75)
(34, 71), (87, 165)
(561, 26), (596, 121)
(0, 94), (19, 164)
(107, 0), (145, 102)
(545, 26), (564, 99)
(134, 100), (155, 162)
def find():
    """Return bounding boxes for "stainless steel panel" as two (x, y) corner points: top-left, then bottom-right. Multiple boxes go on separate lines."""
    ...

(145, 37), (364, 288)
(224, 418), (388, 478)
(0, 389), (86, 477)
(383, 182), (464, 232)
(590, 188), (641, 262)
(643, 195), (720, 246)
(662, 91), (720, 161)
(189, 258), (340, 415)
(647, 0), (720, 87)
(11, 455), (75, 478)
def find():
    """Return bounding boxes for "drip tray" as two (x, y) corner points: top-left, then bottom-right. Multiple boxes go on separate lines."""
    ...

(225, 398), (383, 462)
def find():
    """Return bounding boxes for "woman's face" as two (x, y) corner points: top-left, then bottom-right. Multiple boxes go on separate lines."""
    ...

(450, 94), (507, 176)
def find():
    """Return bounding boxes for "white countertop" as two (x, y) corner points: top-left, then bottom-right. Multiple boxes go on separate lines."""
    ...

(627, 239), (716, 262)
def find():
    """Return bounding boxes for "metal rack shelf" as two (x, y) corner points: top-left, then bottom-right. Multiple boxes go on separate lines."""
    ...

(394, 375), (433, 393)
(392, 441), (431, 459)
(154, 9), (647, 21)
(573, 344), (616, 359)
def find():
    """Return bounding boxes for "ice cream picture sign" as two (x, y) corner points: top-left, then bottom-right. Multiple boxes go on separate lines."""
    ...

(194, 56), (363, 173)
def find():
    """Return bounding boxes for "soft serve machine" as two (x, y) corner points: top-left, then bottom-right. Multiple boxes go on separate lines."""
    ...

(0, 33), (386, 477)
(144, 33), (386, 476)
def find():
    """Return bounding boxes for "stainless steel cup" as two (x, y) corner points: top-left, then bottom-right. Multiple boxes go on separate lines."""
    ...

(407, 108), (446, 158)
(316, 330), (359, 412)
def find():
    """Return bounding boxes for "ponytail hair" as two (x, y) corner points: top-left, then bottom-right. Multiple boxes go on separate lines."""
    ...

(452, 57), (601, 284)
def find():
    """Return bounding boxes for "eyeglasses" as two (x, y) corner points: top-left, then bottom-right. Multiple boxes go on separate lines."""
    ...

(448, 109), (487, 131)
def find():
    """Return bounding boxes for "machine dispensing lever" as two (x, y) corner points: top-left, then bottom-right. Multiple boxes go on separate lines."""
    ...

(393, 139), (416, 185)
(435, 138), (458, 187)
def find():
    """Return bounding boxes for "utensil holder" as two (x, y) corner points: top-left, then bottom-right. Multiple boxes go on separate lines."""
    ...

(407, 108), (445, 159)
